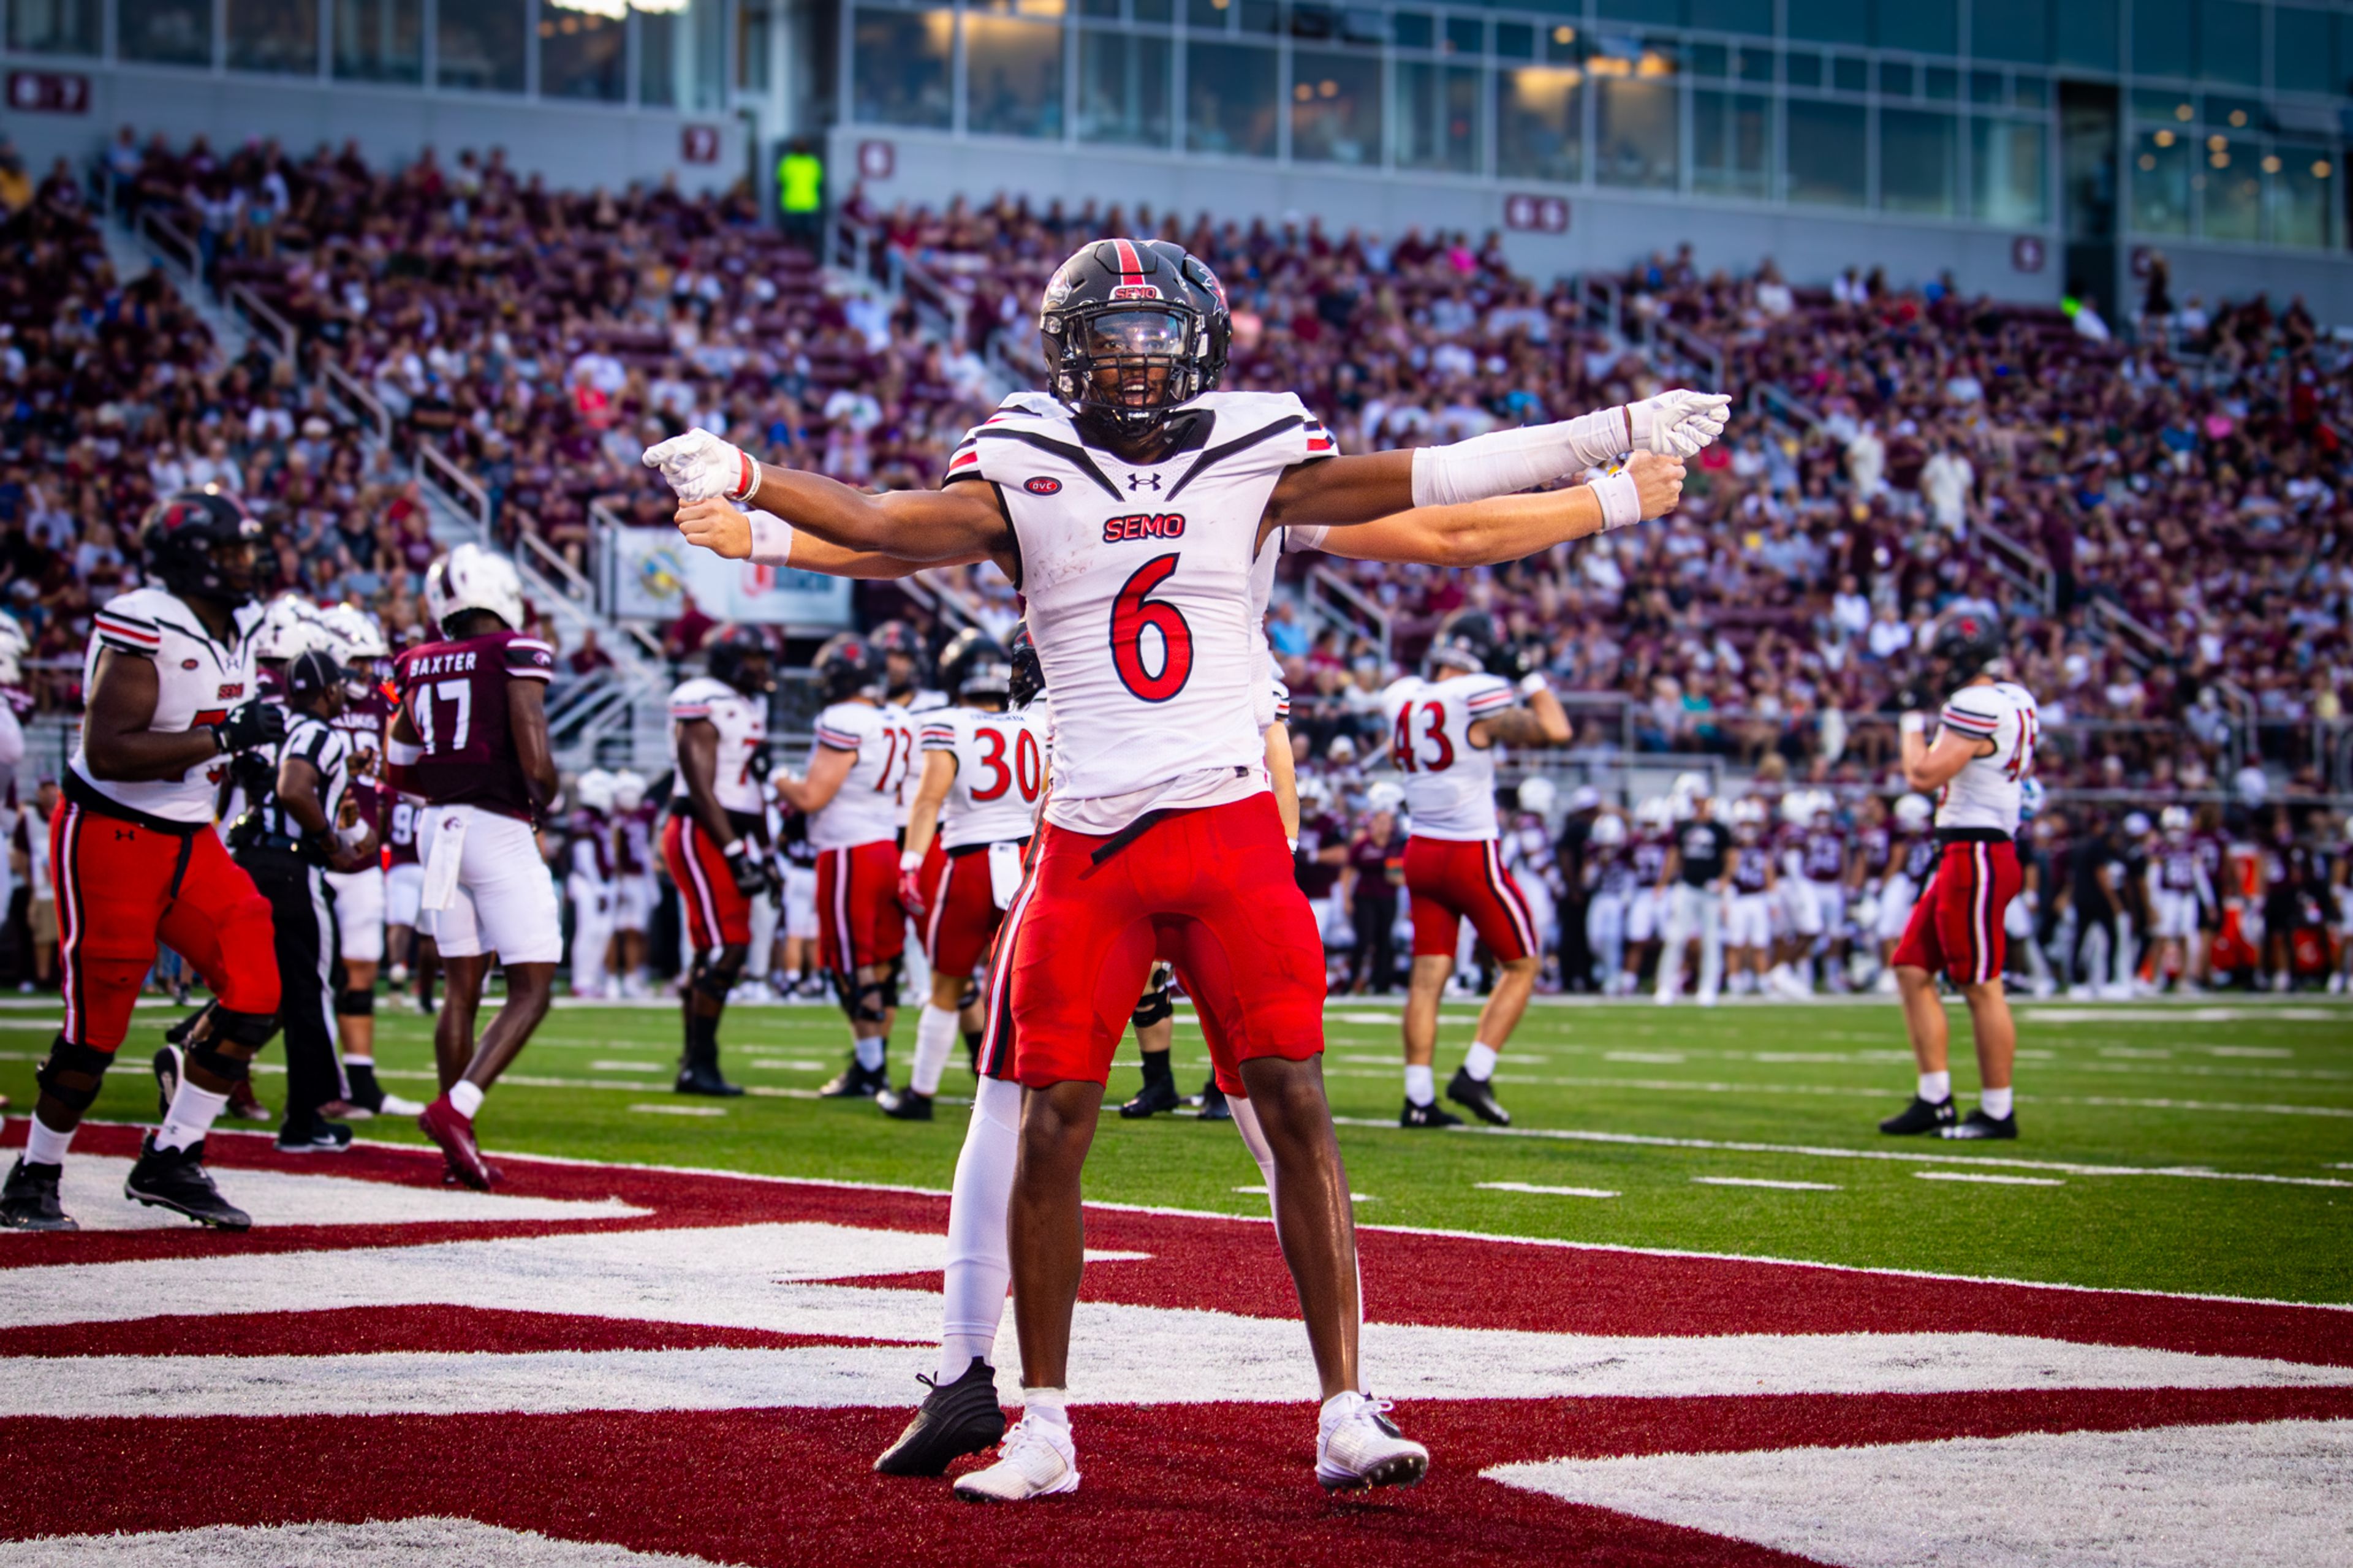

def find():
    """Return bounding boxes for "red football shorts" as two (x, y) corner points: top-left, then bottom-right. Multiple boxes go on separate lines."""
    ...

(922, 844), (1015, 979)
(816, 839), (906, 975)
(987, 793), (1325, 1091)
(662, 814), (751, 952)
(1893, 837), (2022, 986)
(53, 800), (279, 1051)
(1403, 835), (1539, 962)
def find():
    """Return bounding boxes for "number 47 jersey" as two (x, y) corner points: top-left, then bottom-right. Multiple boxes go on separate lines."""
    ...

(922, 706), (1043, 849)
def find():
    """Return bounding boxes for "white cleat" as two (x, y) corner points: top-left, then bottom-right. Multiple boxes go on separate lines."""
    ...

(952, 1412), (1080, 1503)
(377, 1091), (426, 1116)
(1316, 1393), (1428, 1492)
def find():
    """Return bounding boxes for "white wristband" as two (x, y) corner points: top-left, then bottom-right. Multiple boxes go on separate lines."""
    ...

(728, 450), (763, 504)
(1899, 712), (1927, 737)
(337, 822), (369, 847)
(900, 849), (923, 873)
(1591, 470), (1642, 531)
(1518, 670), (1548, 696)
(1286, 837), (1300, 855)
(745, 509), (793, 567)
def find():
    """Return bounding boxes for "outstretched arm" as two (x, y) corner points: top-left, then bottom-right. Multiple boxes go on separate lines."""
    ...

(1317, 452), (1685, 568)
(645, 430), (1007, 564)
(673, 497), (985, 577)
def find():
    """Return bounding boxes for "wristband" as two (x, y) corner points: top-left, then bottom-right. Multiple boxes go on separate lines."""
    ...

(900, 849), (923, 873)
(1287, 837), (1300, 855)
(745, 509), (793, 567)
(1898, 712), (1927, 737)
(1518, 670), (1548, 696)
(1591, 469), (1642, 531)
(724, 838), (748, 859)
(207, 725), (227, 756)
(729, 450), (763, 504)
(337, 821), (369, 847)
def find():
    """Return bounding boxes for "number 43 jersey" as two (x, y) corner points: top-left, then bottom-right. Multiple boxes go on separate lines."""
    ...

(945, 390), (1333, 827)
(1379, 671), (1516, 841)
(920, 705), (1043, 849)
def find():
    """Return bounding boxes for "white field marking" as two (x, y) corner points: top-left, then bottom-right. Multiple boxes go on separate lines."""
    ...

(0, 1517), (742, 1567)
(2207, 1045), (2296, 1058)
(2064, 1094), (2352, 1118)
(746, 1059), (828, 1071)
(2019, 1006), (2351, 1023)
(1326, 1116), (2353, 1189)
(1235, 1184), (1379, 1202)
(591, 1059), (668, 1072)
(1916, 1171), (2066, 1187)
(629, 1104), (727, 1117)
(1605, 1051), (1689, 1064)
(1331, 1011), (1404, 1024)
(1478, 1181), (1621, 1200)
(2099, 1046), (2175, 1059)
(1486, 1418), (2353, 1568)
(0, 1156), (648, 1234)
(1692, 1176), (1842, 1192)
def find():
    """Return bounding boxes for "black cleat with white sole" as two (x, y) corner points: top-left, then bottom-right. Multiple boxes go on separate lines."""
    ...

(873, 1357), (1008, 1476)
(275, 1119), (355, 1154)
(1400, 1097), (1463, 1129)
(0, 1158), (76, 1231)
(1878, 1095), (1957, 1135)
(877, 1085), (934, 1121)
(1446, 1066), (1511, 1126)
(818, 1059), (888, 1099)
(124, 1134), (250, 1230)
(1942, 1108), (2018, 1140)
(1118, 1076), (1183, 1119)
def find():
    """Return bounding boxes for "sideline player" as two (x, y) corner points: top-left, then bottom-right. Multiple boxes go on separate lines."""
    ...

(1, 491), (284, 1232)
(887, 628), (1036, 1120)
(384, 786), (434, 1012)
(2146, 806), (2211, 993)
(661, 624), (775, 1096)
(1723, 797), (1777, 994)
(647, 235), (1706, 1499)
(388, 545), (561, 1187)
(1582, 811), (1634, 993)
(773, 634), (917, 1096)
(566, 769), (618, 999)
(1656, 775), (1730, 1006)
(1878, 615), (2039, 1141)
(1379, 609), (1567, 1127)
(608, 771), (657, 998)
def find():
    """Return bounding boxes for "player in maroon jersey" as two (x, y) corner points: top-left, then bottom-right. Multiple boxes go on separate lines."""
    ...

(384, 546), (560, 1189)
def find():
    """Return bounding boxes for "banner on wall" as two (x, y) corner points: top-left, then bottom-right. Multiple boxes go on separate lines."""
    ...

(599, 525), (852, 629)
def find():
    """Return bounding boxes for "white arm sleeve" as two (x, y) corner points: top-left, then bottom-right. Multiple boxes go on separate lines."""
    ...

(1411, 409), (1630, 507)
(745, 510), (793, 567)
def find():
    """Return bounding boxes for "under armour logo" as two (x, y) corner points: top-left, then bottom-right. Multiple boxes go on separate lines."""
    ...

(1127, 471), (1162, 493)
(116, 829), (135, 841)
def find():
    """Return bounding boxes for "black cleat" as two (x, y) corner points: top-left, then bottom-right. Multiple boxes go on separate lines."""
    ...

(675, 1062), (746, 1097)
(1119, 1076), (1183, 1119)
(1942, 1108), (2018, 1140)
(1197, 1078), (1232, 1121)
(124, 1134), (251, 1230)
(1400, 1097), (1463, 1129)
(1878, 1095), (1957, 1135)
(0, 1157), (76, 1231)
(873, 1358), (1008, 1476)
(153, 1043), (183, 1119)
(1446, 1066), (1512, 1126)
(275, 1119), (354, 1154)
(877, 1085), (934, 1121)
(819, 1059), (887, 1098)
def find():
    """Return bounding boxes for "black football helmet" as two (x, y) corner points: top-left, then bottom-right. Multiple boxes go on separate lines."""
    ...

(1427, 609), (1500, 677)
(813, 632), (885, 703)
(142, 488), (263, 607)
(1007, 622), (1045, 709)
(938, 627), (1012, 703)
(868, 619), (926, 697)
(1931, 612), (2007, 690)
(704, 623), (775, 696)
(1039, 238), (1231, 443)
(281, 648), (344, 713)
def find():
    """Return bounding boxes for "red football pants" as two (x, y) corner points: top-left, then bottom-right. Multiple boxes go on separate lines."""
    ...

(1893, 838), (2022, 987)
(53, 801), (280, 1051)
(662, 814), (752, 951)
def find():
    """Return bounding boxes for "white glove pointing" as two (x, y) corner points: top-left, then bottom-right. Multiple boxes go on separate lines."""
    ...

(1627, 390), (1733, 459)
(642, 429), (760, 504)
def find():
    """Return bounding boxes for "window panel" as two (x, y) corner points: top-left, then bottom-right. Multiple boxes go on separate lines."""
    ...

(1443, 15), (1482, 56)
(335, 0), (423, 85)
(1784, 0), (1866, 46)
(1079, 27), (1173, 147)
(1691, 88), (1768, 200)
(966, 15), (1063, 137)
(1971, 116), (2048, 225)
(1188, 0), (1230, 31)
(2130, 125), (2192, 234)
(2051, 0), (2116, 70)
(1878, 59), (1914, 96)
(121, 0), (214, 64)
(1686, 0), (1772, 36)
(1188, 40), (1278, 156)
(1875, 0), (1955, 57)
(2198, 133), (2260, 240)
(2266, 148), (2338, 249)
(1495, 21), (1534, 61)
(641, 0), (727, 110)
(1970, 0), (2048, 66)
(1497, 64), (1585, 183)
(541, 3), (627, 102)
(1596, 76), (1679, 189)
(1290, 47), (1383, 164)
(2272, 7), (2336, 97)
(7, 0), (104, 56)
(1831, 55), (1866, 92)
(228, 0), (316, 73)
(1134, 0), (1171, 21)
(439, 0), (527, 92)
(2132, 0), (2192, 78)
(1786, 52), (1822, 88)
(1880, 107), (1957, 214)
(1786, 97), (1866, 205)
(1598, 1), (1679, 25)
(2194, 0), (2260, 86)
(852, 7), (954, 126)
(1393, 59), (1481, 173)
(1925, 65), (1957, 100)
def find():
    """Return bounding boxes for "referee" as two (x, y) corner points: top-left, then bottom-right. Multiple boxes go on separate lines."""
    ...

(229, 647), (378, 1152)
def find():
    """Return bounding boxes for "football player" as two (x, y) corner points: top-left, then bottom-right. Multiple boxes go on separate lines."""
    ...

(2147, 805), (2212, 994)
(1581, 811), (1635, 994)
(566, 770), (618, 999)
(2, 490), (285, 1232)
(1656, 775), (1730, 1006)
(1874, 793), (1938, 989)
(383, 786), (434, 1012)
(388, 545), (561, 1188)
(1723, 797), (1777, 994)
(1879, 614), (2039, 1141)
(661, 624), (776, 1097)
(648, 236), (1706, 1500)
(1379, 609), (1569, 1127)
(608, 770), (657, 998)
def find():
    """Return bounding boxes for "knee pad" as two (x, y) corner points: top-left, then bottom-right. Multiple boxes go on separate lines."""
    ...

(336, 988), (375, 1018)
(957, 986), (981, 1015)
(852, 975), (893, 1025)
(692, 947), (747, 1003)
(1130, 980), (1175, 1031)
(214, 1009), (279, 1050)
(34, 1039), (115, 1113)
(189, 1041), (252, 1083)
(829, 969), (855, 1017)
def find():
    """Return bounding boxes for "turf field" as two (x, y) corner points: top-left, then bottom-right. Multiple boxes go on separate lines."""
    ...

(12, 990), (2343, 1305)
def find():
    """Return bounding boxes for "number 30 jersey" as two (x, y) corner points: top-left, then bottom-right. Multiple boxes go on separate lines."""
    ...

(1932, 679), (2040, 836)
(920, 704), (1042, 849)
(944, 390), (1333, 828)
(1379, 671), (1516, 841)
(808, 699), (917, 851)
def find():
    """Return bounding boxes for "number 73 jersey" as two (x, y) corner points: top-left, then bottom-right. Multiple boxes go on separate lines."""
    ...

(920, 705), (1043, 849)
(807, 699), (919, 851)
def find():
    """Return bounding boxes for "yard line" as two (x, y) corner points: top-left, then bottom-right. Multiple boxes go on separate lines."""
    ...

(1691, 1176), (1841, 1192)
(1477, 1181), (1621, 1200)
(1915, 1170), (2065, 1187)
(589, 1060), (665, 1073)
(627, 1104), (727, 1117)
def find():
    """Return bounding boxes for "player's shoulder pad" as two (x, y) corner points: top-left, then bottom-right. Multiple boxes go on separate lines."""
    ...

(1189, 390), (1332, 474)
(94, 588), (176, 656)
(669, 675), (728, 715)
(1939, 692), (2002, 734)
(1458, 672), (1515, 709)
(947, 393), (1074, 487)
(919, 706), (966, 751)
(814, 700), (879, 750)
(1381, 673), (1424, 706)
(499, 631), (556, 680)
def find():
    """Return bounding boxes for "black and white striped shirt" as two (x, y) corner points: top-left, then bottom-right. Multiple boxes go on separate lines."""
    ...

(256, 714), (352, 845)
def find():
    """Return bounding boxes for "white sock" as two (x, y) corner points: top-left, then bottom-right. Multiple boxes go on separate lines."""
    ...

(912, 1006), (958, 1097)
(1463, 1041), (1499, 1081)
(1980, 1085), (2014, 1119)
(1021, 1387), (1069, 1429)
(154, 1081), (229, 1153)
(23, 1118), (74, 1165)
(939, 1075), (1020, 1384)
(1403, 1063), (1436, 1105)
(1918, 1070), (1951, 1104)
(449, 1080), (486, 1120)
(853, 1034), (886, 1072)
(344, 1054), (374, 1068)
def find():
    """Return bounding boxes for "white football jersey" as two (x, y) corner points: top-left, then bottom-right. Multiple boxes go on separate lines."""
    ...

(667, 676), (768, 816)
(1933, 679), (2039, 834)
(72, 588), (264, 825)
(808, 699), (918, 850)
(945, 390), (1333, 829)
(1380, 671), (1516, 841)
(920, 704), (1043, 849)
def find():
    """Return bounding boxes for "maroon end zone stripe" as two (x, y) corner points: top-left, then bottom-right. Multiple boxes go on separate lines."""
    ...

(0, 1305), (921, 1360)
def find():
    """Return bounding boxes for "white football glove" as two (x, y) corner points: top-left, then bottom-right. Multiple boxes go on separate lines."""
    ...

(642, 429), (760, 504)
(1627, 390), (1733, 459)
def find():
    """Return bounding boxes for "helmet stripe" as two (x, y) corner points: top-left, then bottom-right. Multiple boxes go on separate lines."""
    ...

(1112, 238), (1145, 285)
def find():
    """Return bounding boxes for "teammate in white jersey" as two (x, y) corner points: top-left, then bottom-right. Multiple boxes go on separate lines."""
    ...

(648, 235), (1713, 1501)
(884, 627), (1040, 1121)
(660, 625), (775, 1098)
(1880, 615), (2040, 1142)
(1378, 608), (1567, 1127)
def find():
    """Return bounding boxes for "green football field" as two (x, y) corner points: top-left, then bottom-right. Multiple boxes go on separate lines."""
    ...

(9, 993), (2349, 1305)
